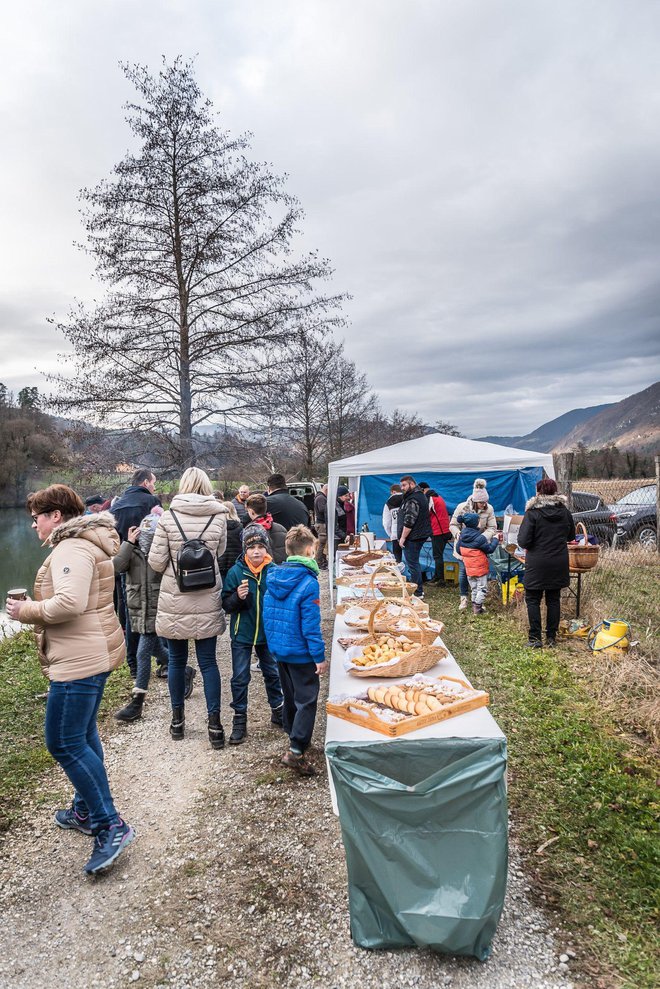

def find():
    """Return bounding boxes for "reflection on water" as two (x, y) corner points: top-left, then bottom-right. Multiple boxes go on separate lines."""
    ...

(0, 509), (50, 614)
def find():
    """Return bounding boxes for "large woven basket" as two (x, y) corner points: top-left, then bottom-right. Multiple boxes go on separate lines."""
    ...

(568, 522), (600, 572)
(348, 617), (448, 677)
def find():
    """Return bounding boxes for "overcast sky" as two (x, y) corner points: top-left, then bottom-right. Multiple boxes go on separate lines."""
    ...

(1, 0), (659, 437)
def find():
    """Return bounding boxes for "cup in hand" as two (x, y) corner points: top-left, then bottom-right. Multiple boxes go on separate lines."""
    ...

(7, 588), (27, 601)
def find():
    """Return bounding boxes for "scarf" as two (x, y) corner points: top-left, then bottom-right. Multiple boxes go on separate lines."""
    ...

(287, 555), (320, 575)
(255, 513), (274, 531)
(246, 553), (272, 576)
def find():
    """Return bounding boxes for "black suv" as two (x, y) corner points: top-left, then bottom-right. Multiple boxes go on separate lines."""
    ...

(571, 491), (618, 546)
(611, 485), (656, 549)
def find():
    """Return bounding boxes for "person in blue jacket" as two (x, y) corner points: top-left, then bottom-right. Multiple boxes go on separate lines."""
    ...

(263, 524), (328, 777)
(221, 525), (284, 745)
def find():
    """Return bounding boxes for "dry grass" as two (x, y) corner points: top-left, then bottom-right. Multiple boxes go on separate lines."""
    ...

(575, 477), (655, 501)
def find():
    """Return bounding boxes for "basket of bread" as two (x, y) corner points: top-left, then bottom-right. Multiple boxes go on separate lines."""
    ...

(345, 632), (448, 677)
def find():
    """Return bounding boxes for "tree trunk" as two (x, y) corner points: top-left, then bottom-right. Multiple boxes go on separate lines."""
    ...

(554, 452), (574, 510)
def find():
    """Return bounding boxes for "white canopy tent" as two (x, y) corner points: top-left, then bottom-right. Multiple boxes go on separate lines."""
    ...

(326, 432), (555, 594)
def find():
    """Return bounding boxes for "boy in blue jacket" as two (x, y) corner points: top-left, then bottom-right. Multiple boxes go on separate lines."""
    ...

(221, 525), (284, 745)
(263, 524), (328, 777)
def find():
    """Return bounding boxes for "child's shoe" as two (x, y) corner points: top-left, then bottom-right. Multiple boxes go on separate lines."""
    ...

(459, 596), (468, 611)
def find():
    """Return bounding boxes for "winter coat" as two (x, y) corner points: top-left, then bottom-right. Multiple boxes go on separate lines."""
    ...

(344, 499), (356, 535)
(112, 539), (162, 635)
(148, 494), (228, 640)
(427, 491), (450, 536)
(111, 485), (160, 541)
(266, 489), (309, 530)
(245, 514), (287, 564)
(314, 492), (328, 526)
(397, 486), (432, 542)
(517, 493), (576, 590)
(382, 493), (403, 540)
(263, 561), (325, 664)
(457, 526), (499, 577)
(221, 556), (272, 645)
(232, 496), (248, 523)
(218, 519), (244, 576)
(19, 512), (125, 681)
(449, 498), (497, 542)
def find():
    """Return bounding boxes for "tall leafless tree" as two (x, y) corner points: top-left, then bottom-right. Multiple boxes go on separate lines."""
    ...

(48, 58), (343, 468)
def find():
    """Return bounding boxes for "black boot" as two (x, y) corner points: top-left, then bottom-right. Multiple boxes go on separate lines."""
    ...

(229, 713), (248, 745)
(170, 705), (185, 740)
(115, 691), (145, 723)
(270, 704), (284, 729)
(208, 712), (225, 750)
(184, 665), (196, 699)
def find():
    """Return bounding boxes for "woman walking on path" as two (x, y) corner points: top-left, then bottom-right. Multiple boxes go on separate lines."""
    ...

(4, 484), (134, 876)
(517, 478), (576, 648)
(148, 467), (228, 748)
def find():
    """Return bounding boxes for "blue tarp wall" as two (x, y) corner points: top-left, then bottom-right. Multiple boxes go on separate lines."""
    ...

(356, 468), (542, 578)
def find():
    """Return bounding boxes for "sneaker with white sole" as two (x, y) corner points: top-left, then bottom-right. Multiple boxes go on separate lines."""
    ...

(54, 806), (94, 836)
(84, 819), (135, 875)
(459, 596), (468, 611)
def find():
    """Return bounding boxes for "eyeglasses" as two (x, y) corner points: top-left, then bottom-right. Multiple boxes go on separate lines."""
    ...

(31, 511), (52, 522)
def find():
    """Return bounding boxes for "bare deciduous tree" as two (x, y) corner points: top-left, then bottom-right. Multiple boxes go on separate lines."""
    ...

(48, 58), (343, 469)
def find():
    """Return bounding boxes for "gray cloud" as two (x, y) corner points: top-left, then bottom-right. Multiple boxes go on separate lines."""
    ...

(1, 0), (659, 438)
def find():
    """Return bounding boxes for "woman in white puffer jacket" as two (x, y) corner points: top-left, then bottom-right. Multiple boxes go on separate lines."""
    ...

(149, 467), (228, 749)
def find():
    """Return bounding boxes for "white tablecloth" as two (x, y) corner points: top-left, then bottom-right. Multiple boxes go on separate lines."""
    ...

(324, 583), (505, 811)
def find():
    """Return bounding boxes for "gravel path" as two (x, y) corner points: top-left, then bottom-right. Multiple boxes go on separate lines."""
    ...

(0, 592), (581, 989)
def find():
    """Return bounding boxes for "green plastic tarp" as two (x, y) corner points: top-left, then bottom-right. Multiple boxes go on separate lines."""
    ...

(326, 737), (508, 960)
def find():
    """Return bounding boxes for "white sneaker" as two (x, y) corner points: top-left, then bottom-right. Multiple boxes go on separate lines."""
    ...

(459, 596), (468, 611)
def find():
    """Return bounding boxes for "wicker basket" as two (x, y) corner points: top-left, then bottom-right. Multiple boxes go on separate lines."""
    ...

(568, 522), (600, 572)
(347, 625), (448, 677)
(342, 550), (388, 568)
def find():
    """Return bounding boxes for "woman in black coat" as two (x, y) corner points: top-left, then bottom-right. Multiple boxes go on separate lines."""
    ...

(218, 502), (244, 579)
(517, 478), (576, 648)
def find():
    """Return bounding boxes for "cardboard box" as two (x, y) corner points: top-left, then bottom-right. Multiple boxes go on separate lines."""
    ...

(503, 514), (524, 550)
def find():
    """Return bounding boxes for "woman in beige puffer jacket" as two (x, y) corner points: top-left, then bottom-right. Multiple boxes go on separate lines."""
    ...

(148, 468), (228, 748)
(5, 485), (134, 876)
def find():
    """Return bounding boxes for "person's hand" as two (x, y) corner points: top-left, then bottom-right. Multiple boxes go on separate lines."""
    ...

(127, 526), (140, 544)
(315, 660), (329, 675)
(399, 538), (406, 548)
(5, 596), (30, 621)
(237, 581), (249, 600)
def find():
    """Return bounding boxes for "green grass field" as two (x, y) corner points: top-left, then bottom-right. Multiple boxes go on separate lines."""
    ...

(426, 583), (659, 989)
(0, 631), (132, 831)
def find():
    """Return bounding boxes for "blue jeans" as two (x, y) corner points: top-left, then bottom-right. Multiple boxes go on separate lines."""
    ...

(458, 560), (470, 596)
(45, 673), (118, 832)
(278, 661), (319, 755)
(167, 637), (220, 714)
(135, 634), (169, 692)
(230, 641), (283, 715)
(403, 539), (425, 596)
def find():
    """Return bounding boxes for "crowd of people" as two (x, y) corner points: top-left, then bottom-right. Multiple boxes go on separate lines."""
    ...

(314, 472), (576, 640)
(5, 470), (327, 877)
(4, 465), (574, 878)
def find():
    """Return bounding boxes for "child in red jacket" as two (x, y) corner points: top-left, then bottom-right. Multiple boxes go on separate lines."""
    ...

(456, 513), (499, 614)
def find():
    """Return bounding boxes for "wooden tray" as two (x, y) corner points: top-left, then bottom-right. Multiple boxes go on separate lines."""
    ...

(326, 676), (489, 737)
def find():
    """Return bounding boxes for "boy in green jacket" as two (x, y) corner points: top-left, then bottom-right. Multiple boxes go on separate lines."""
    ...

(221, 525), (284, 744)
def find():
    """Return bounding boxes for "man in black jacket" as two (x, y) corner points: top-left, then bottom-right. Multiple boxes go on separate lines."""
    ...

(397, 474), (432, 598)
(111, 469), (160, 677)
(265, 474), (309, 530)
(112, 469), (160, 541)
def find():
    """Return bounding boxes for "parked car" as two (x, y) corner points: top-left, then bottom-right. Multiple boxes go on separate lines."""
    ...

(571, 491), (618, 546)
(610, 484), (657, 549)
(286, 481), (323, 527)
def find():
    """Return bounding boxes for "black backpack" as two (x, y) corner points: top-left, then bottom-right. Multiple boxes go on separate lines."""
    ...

(169, 510), (216, 593)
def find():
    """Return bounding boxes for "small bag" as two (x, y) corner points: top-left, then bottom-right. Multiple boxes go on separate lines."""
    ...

(169, 510), (216, 593)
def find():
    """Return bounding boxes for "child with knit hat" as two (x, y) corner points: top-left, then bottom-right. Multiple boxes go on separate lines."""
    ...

(221, 524), (284, 745)
(449, 479), (498, 610)
(456, 512), (499, 614)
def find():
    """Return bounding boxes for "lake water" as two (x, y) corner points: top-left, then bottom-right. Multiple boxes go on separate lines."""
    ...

(0, 509), (50, 621)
